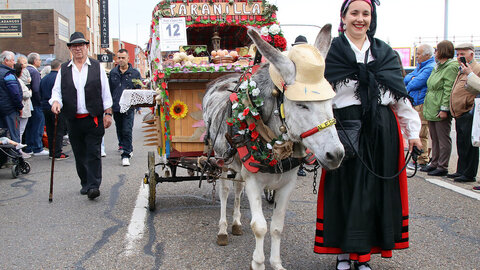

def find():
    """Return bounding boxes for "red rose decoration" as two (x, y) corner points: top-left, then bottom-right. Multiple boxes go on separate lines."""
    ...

(239, 122), (247, 130)
(243, 107), (250, 116)
(153, 75), (158, 82)
(261, 35), (272, 43)
(226, 120), (234, 126)
(253, 114), (261, 120)
(241, 15), (247, 21)
(155, 58), (160, 63)
(226, 16), (232, 23)
(195, 17), (201, 22)
(186, 17), (192, 21)
(251, 130), (259, 141)
(158, 72), (165, 79)
(229, 93), (239, 102)
(274, 35), (287, 51)
(251, 145), (258, 150)
(210, 15), (216, 21)
(249, 123), (256, 131)
(269, 159), (278, 166)
(160, 107), (164, 113)
(166, 115), (170, 121)
(161, 82), (167, 89)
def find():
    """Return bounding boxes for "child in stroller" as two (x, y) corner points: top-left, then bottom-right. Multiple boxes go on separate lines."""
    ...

(0, 128), (31, 178)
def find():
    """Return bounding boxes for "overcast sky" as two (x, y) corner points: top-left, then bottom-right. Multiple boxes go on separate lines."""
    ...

(109, 0), (480, 49)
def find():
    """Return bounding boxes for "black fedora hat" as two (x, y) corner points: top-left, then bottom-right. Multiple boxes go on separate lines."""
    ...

(67, 32), (89, 46)
(292, 35), (308, 46)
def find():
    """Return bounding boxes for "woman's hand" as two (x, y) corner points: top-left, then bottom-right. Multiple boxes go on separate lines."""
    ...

(408, 138), (422, 153)
(437, 111), (448, 120)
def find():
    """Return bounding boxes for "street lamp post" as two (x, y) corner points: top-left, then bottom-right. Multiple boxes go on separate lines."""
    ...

(444, 0), (449, 40)
(118, 0), (121, 50)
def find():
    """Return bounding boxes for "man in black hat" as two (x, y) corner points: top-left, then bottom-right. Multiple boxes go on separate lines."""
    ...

(49, 32), (113, 199)
(292, 35), (308, 47)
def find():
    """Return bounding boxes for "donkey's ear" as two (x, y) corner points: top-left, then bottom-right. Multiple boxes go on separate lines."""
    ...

(247, 28), (295, 86)
(314, 24), (332, 58)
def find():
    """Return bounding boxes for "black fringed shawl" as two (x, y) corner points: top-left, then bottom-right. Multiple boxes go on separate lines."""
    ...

(325, 34), (410, 121)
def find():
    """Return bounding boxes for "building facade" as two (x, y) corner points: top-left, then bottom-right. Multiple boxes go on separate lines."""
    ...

(0, 0), (102, 57)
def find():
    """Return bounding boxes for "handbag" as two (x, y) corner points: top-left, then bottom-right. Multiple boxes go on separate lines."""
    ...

(336, 119), (362, 160)
(471, 98), (480, 147)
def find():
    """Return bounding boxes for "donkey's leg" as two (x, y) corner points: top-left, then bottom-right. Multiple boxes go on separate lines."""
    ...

(270, 174), (297, 270)
(232, 178), (245, 235)
(217, 178), (230, 246)
(244, 175), (267, 270)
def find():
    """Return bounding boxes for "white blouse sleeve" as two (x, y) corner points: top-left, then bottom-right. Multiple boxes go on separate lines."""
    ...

(390, 98), (421, 140)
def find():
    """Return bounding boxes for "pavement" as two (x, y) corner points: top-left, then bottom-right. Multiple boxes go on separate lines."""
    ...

(0, 109), (478, 269)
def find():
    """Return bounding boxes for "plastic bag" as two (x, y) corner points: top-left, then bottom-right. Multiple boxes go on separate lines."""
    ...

(471, 98), (480, 147)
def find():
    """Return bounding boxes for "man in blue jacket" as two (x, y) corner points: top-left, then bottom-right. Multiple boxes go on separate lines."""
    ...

(404, 44), (435, 169)
(0, 51), (23, 144)
(40, 59), (68, 160)
(25, 52), (49, 156)
(108, 49), (141, 166)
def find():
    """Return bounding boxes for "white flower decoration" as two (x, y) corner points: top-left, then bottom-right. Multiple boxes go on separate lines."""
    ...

(260, 26), (269, 36)
(249, 80), (257, 88)
(251, 88), (260, 96)
(238, 130), (245, 135)
(251, 110), (259, 116)
(266, 143), (273, 150)
(269, 24), (281, 35)
(240, 81), (249, 90)
(232, 103), (238, 110)
(238, 112), (245, 121)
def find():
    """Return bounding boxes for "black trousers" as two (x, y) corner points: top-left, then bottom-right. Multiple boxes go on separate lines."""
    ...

(66, 116), (105, 190)
(455, 112), (479, 178)
(43, 110), (66, 157)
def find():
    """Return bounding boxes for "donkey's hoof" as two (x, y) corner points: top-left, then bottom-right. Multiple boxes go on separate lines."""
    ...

(217, 234), (228, 246)
(232, 224), (243, 235)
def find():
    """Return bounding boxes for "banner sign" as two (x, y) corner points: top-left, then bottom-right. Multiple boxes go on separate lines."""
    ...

(100, 0), (109, 48)
(159, 17), (187, 51)
(0, 14), (22, 38)
(168, 2), (263, 16)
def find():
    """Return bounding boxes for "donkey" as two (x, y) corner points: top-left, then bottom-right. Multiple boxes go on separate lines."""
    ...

(202, 24), (344, 270)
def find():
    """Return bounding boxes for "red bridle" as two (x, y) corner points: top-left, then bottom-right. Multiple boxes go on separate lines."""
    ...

(300, 119), (336, 139)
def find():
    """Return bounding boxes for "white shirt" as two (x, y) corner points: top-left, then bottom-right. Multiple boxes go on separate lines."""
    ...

(332, 35), (421, 139)
(49, 58), (112, 114)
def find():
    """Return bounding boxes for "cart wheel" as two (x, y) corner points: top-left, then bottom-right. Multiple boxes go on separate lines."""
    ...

(264, 189), (275, 204)
(147, 151), (156, 211)
(11, 165), (19, 178)
(20, 161), (31, 174)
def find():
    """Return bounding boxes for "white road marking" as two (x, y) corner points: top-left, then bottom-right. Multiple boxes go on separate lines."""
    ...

(425, 178), (480, 201)
(124, 183), (149, 256)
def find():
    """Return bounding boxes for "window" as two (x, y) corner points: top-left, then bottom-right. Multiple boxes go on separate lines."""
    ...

(86, 15), (91, 30)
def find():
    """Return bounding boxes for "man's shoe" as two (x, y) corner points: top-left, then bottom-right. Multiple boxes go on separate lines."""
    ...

(87, 188), (100, 199)
(447, 172), (462, 179)
(23, 150), (33, 155)
(101, 151), (106, 157)
(80, 187), (88, 195)
(472, 186), (480, 192)
(19, 150), (31, 159)
(33, 149), (49, 156)
(428, 168), (448, 176)
(406, 162), (416, 170)
(55, 153), (70, 160)
(453, 175), (475, 182)
(420, 165), (436, 172)
(122, 157), (130, 166)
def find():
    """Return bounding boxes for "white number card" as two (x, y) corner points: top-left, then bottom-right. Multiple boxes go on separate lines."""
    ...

(159, 17), (187, 51)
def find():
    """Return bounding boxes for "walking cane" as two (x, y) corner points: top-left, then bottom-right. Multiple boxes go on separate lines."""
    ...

(49, 114), (58, 203)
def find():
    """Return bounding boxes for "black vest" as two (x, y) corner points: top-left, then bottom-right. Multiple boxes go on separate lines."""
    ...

(60, 58), (104, 119)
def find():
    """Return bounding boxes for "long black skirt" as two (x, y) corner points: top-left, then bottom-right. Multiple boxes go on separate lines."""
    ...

(314, 105), (409, 263)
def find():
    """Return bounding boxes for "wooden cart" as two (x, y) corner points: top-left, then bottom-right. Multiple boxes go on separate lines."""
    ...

(142, 0), (286, 211)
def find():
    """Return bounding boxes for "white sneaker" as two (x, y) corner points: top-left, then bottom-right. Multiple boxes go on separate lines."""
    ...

(19, 150), (31, 159)
(122, 157), (130, 166)
(33, 149), (49, 156)
(101, 151), (107, 157)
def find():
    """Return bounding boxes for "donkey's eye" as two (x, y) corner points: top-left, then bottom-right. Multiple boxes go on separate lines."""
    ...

(296, 104), (309, 110)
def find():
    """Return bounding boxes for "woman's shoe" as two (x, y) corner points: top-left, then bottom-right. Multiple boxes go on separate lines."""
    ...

(336, 257), (351, 270)
(353, 261), (371, 270)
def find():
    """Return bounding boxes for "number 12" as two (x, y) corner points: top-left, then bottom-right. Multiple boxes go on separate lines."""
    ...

(166, 24), (180, 37)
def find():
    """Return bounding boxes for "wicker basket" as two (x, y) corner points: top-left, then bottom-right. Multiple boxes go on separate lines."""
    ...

(212, 56), (235, 64)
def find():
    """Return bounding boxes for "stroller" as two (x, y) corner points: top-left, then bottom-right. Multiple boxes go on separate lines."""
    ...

(0, 128), (31, 178)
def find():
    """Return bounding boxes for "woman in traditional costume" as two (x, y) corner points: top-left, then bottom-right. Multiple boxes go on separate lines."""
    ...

(314, 1), (422, 269)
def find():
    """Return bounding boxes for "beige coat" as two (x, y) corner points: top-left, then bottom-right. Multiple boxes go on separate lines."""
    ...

(18, 79), (32, 118)
(450, 60), (480, 118)
(466, 72), (480, 95)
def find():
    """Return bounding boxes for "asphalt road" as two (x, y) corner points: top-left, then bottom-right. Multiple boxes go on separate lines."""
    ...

(0, 110), (479, 270)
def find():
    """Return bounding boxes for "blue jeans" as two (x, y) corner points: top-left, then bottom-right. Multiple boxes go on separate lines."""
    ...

(1, 111), (20, 143)
(24, 106), (45, 153)
(113, 109), (134, 158)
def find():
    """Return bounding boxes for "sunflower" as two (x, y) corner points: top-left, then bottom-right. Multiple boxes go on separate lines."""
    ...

(170, 100), (188, 120)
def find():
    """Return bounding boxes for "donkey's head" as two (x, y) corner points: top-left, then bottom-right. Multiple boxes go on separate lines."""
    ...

(247, 24), (344, 170)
